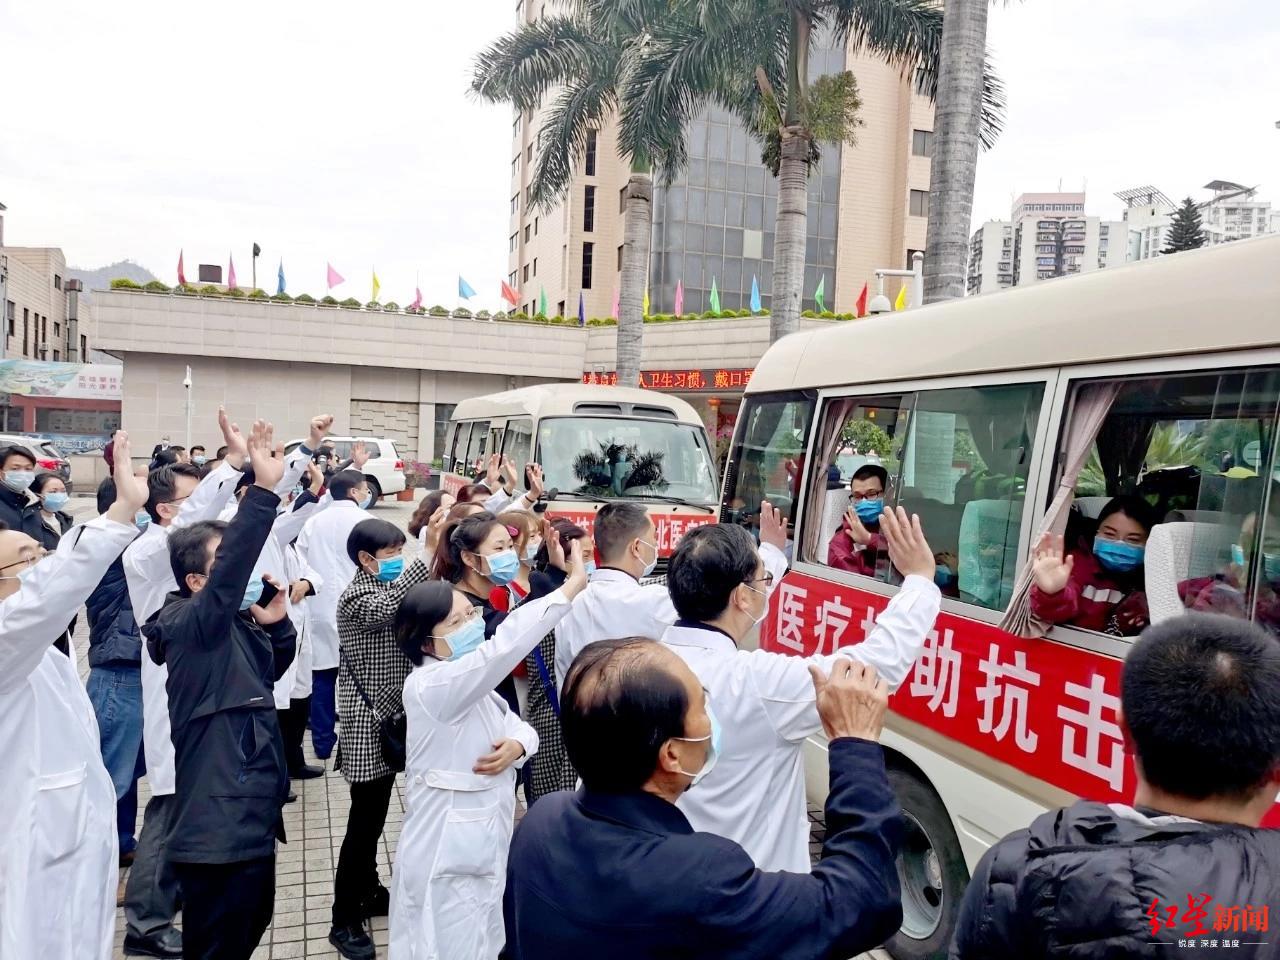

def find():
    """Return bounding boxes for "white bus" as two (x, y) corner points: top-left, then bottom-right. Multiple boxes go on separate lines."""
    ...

(443, 384), (719, 561)
(724, 235), (1280, 960)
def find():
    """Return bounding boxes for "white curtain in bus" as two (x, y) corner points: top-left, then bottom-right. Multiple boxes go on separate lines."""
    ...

(801, 398), (857, 563)
(999, 381), (1121, 638)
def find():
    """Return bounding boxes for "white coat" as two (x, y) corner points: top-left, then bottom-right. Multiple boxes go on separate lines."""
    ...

(125, 460), (242, 796)
(390, 589), (573, 960)
(283, 541), (319, 699)
(296, 498), (369, 670)
(0, 515), (140, 960)
(664, 574), (941, 872)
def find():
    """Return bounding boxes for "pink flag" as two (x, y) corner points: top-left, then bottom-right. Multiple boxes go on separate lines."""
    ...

(673, 279), (684, 316)
(409, 286), (423, 311)
(177, 250), (186, 286)
(327, 263), (345, 289)
(610, 288), (619, 319)
(227, 254), (237, 290)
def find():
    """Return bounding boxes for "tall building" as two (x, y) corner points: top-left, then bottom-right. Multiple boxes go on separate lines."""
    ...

(505, 5), (934, 319)
(966, 192), (1126, 295)
(1118, 180), (1276, 262)
(0, 204), (94, 364)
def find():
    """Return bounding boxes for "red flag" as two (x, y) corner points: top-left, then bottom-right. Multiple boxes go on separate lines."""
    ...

(855, 282), (868, 318)
(177, 249), (186, 286)
(500, 281), (520, 307)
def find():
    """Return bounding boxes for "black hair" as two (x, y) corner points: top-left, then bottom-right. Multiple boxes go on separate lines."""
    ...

(31, 472), (64, 497)
(457, 483), (491, 505)
(851, 464), (889, 489)
(409, 489), (451, 539)
(96, 476), (117, 515)
(0, 445), (35, 470)
(533, 517), (588, 571)
(428, 504), (493, 580)
(561, 637), (691, 793)
(145, 463), (203, 524)
(667, 523), (760, 622)
(346, 518), (406, 566)
(395, 581), (457, 665)
(169, 445), (185, 455)
(149, 448), (180, 470)
(1098, 494), (1158, 536)
(1123, 613), (1280, 801)
(215, 445), (228, 460)
(167, 520), (227, 596)
(329, 469), (366, 503)
(440, 512), (503, 584)
(190, 445), (206, 455)
(594, 502), (651, 564)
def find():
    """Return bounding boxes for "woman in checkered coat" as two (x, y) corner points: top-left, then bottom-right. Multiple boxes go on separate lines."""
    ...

(329, 518), (431, 959)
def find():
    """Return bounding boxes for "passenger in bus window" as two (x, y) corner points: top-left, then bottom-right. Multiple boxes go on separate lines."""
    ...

(1030, 495), (1157, 635)
(1179, 506), (1280, 635)
(827, 465), (889, 577)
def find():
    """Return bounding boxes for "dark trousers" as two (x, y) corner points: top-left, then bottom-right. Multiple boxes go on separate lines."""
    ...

(279, 696), (312, 773)
(332, 774), (395, 928)
(174, 855), (276, 960)
(310, 668), (339, 759)
(124, 793), (183, 939)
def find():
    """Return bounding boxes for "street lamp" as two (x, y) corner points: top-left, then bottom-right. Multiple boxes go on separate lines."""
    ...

(182, 365), (193, 449)
(867, 251), (925, 314)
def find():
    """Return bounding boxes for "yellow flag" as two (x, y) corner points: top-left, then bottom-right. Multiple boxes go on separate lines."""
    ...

(894, 283), (908, 311)
(372, 270), (381, 303)
(642, 287), (650, 317)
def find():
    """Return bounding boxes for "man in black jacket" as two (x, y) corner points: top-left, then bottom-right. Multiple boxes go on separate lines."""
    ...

(0, 444), (43, 539)
(951, 613), (1280, 960)
(504, 637), (904, 960)
(143, 421), (296, 960)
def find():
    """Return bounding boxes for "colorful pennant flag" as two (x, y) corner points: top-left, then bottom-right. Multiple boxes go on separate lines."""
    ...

(577, 292), (586, 327)
(177, 249), (186, 286)
(750, 275), (762, 313)
(895, 283), (908, 311)
(642, 287), (649, 317)
(539, 287), (548, 316)
(814, 275), (826, 313)
(410, 285), (423, 311)
(674, 279), (684, 317)
(327, 263), (344, 289)
(227, 254), (237, 290)
(276, 260), (286, 296)
(458, 276), (477, 300)
(500, 281), (519, 308)
(709, 277), (720, 314)
(855, 282), (868, 318)
(371, 270), (381, 303)
(610, 288), (619, 319)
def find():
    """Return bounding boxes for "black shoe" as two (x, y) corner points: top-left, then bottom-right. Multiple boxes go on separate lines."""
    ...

(123, 929), (183, 958)
(286, 790), (298, 803)
(329, 924), (376, 960)
(290, 763), (325, 780)
(364, 884), (390, 918)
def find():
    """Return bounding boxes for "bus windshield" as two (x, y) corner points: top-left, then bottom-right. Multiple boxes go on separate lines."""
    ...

(537, 416), (718, 504)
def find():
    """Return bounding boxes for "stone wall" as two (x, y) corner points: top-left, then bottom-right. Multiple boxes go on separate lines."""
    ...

(349, 398), (419, 462)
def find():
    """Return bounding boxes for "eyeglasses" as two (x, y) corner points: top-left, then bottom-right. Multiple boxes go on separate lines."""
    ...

(432, 605), (481, 638)
(747, 571), (775, 589)
(849, 490), (884, 503)
(0, 550), (47, 576)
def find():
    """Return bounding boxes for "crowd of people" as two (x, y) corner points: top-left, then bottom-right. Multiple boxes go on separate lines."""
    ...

(0, 412), (1276, 960)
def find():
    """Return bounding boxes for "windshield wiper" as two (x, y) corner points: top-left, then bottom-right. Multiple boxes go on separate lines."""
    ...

(546, 488), (614, 504)
(635, 493), (718, 514)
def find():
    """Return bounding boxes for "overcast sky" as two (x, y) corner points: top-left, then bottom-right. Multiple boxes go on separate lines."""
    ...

(1, 0), (1277, 310)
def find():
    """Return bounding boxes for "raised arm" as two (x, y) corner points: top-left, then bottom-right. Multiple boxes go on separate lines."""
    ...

(275, 415), (332, 499)
(336, 558), (430, 629)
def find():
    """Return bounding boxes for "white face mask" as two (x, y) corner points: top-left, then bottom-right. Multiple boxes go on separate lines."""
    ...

(637, 539), (659, 578)
(2, 470), (35, 494)
(744, 583), (769, 626)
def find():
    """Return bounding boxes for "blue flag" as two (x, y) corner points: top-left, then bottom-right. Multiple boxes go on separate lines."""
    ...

(458, 276), (477, 300)
(750, 275), (761, 313)
(276, 260), (286, 295)
(577, 291), (586, 327)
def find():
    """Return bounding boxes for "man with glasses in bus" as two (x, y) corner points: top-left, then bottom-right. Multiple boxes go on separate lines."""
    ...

(951, 613), (1280, 959)
(828, 464), (890, 578)
(661, 503), (941, 872)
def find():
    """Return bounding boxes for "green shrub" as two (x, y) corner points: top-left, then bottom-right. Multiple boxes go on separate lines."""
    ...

(383, 301), (399, 311)
(295, 293), (316, 303)
(475, 309), (491, 320)
(534, 312), (548, 321)
(511, 311), (529, 320)
(699, 310), (718, 319)
(271, 292), (294, 302)
(737, 309), (753, 318)
(320, 295), (339, 306)
(195, 284), (219, 296)
(110, 277), (142, 289)
(143, 279), (171, 293)
(226, 287), (247, 298)
(340, 297), (362, 308)
(452, 307), (473, 319)
(247, 289), (268, 300)
(174, 284), (197, 297)
(365, 300), (381, 310)
(428, 305), (449, 317)
(406, 306), (426, 315)
(491, 311), (507, 321)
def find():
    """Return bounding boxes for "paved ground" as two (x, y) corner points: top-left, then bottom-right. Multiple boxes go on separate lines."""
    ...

(66, 491), (889, 959)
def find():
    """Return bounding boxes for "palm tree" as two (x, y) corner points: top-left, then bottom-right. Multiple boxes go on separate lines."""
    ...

(619, 0), (1006, 342)
(472, 2), (679, 387)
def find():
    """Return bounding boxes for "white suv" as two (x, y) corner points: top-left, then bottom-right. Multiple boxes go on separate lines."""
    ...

(284, 435), (407, 505)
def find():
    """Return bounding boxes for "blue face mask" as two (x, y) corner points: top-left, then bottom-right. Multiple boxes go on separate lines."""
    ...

(1093, 537), (1145, 573)
(375, 556), (404, 582)
(854, 498), (884, 524)
(483, 549), (520, 586)
(193, 455), (207, 467)
(584, 560), (597, 576)
(292, 484), (304, 500)
(135, 510), (151, 531)
(1264, 554), (1280, 582)
(443, 616), (486, 661)
(42, 492), (69, 512)
(240, 577), (264, 611)
(934, 564), (956, 587)
(359, 493), (373, 510)
(523, 539), (542, 565)
(675, 702), (722, 787)
(1232, 543), (1247, 567)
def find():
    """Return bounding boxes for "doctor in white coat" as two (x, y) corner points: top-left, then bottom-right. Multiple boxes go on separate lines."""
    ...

(662, 504), (942, 873)
(0, 433), (148, 960)
(387, 540), (588, 960)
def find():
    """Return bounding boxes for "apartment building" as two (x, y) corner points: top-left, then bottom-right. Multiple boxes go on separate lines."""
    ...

(0, 204), (94, 363)
(1120, 180), (1276, 262)
(505, 4), (934, 318)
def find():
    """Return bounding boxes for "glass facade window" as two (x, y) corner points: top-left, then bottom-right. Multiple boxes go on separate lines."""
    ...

(584, 185), (596, 232)
(910, 189), (929, 218)
(911, 129), (934, 158)
(582, 242), (595, 289)
(584, 130), (597, 176)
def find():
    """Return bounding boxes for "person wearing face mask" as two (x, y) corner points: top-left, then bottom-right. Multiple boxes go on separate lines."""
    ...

(296, 469), (377, 761)
(503, 638), (906, 960)
(0, 432), (149, 960)
(327, 519), (432, 960)
(1178, 504), (1280, 635)
(141, 421), (296, 960)
(189, 445), (208, 469)
(490, 511), (539, 612)
(31, 471), (73, 546)
(662, 503), (940, 873)
(827, 464), (890, 576)
(1031, 495), (1157, 636)
(387, 537), (588, 960)
(0, 444), (46, 542)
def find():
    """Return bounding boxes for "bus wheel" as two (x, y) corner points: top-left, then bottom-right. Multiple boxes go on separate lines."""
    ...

(885, 767), (969, 960)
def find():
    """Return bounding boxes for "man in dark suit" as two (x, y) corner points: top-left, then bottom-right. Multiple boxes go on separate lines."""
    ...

(504, 636), (905, 960)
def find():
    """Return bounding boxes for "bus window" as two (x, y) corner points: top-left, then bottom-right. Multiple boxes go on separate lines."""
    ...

(1054, 367), (1280, 637)
(461, 419), (491, 479)
(904, 383), (1045, 609)
(721, 392), (816, 551)
(503, 418), (534, 478)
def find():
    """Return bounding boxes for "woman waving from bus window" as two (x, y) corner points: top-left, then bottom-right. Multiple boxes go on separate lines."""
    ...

(1030, 496), (1157, 636)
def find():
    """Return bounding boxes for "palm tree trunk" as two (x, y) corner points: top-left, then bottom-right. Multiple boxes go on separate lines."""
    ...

(617, 167), (652, 387)
(923, 0), (988, 303)
(770, 127), (810, 342)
